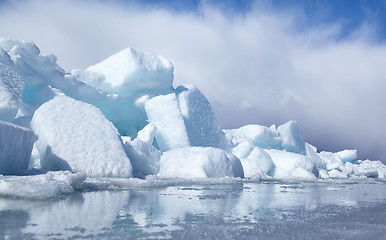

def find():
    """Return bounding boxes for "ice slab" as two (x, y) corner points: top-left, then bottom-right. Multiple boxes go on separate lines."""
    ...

(0, 171), (85, 199)
(145, 93), (190, 152)
(30, 95), (133, 178)
(277, 121), (306, 155)
(0, 120), (36, 175)
(225, 124), (282, 149)
(266, 149), (315, 179)
(0, 63), (23, 122)
(176, 84), (228, 149)
(158, 147), (244, 178)
(86, 48), (174, 96)
(336, 149), (358, 163)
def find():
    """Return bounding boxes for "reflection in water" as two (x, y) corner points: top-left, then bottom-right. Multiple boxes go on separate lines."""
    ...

(0, 191), (129, 239)
(1, 180), (386, 239)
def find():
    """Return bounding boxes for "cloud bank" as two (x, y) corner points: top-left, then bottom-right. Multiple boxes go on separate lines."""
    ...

(1, 0), (386, 161)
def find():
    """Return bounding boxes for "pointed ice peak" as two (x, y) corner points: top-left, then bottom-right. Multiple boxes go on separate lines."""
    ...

(85, 47), (174, 96)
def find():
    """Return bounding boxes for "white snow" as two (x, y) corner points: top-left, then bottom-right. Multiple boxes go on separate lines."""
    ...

(158, 147), (244, 178)
(277, 121), (306, 155)
(0, 171), (85, 199)
(145, 93), (190, 152)
(86, 47), (174, 96)
(0, 120), (36, 175)
(0, 63), (24, 122)
(30, 94), (133, 178)
(176, 84), (228, 149)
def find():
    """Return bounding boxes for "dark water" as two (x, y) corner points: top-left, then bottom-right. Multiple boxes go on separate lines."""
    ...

(1, 178), (386, 239)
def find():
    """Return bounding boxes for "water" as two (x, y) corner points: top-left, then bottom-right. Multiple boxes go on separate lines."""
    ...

(1, 178), (386, 239)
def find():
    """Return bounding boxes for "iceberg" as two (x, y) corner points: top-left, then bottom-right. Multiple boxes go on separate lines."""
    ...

(0, 37), (385, 183)
(30, 94), (133, 178)
(0, 120), (36, 175)
(158, 147), (244, 178)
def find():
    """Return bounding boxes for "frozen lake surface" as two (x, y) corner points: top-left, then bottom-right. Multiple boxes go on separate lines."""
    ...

(1, 178), (386, 239)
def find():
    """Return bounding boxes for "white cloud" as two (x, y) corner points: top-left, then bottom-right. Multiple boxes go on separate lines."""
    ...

(1, 0), (386, 161)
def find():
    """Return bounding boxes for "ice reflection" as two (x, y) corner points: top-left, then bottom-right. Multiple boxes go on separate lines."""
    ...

(0, 191), (129, 239)
(119, 180), (386, 236)
(0, 179), (386, 239)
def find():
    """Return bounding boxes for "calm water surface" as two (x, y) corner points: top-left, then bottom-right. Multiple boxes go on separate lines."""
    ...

(1, 178), (386, 239)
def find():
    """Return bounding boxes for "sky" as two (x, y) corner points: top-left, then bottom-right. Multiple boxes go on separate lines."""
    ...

(0, 0), (386, 162)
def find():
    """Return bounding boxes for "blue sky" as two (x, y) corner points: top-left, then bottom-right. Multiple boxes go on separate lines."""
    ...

(120, 0), (386, 41)
(0, 0), (386, 162)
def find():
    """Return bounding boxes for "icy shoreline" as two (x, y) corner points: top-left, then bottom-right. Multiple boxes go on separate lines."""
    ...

(1, 172), (385, 200)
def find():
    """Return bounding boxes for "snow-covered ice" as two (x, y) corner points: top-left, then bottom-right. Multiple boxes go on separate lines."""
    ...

(85, 47), (174, 96)
(0, 120), (36, 175)
(30, 94), (133, 178)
